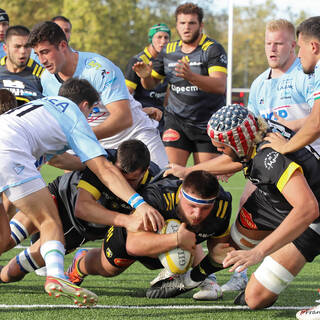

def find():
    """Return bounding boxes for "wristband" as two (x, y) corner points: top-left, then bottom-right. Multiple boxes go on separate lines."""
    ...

(128, 193), (146, 209)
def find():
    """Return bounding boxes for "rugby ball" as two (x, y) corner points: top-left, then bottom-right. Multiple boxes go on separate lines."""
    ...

(158, 219), (193, 274)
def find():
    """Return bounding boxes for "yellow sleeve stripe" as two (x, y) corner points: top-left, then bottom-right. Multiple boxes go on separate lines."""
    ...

(125, 79), (137, 90)
(276, 162), (303, 192)
(151, 69), (165, 80)
(220, 201), (229, 219)
(77, 180), (101, 200)
(140, 169), (150, 185)
(139, 54), (150, 64)
(16, 97), (30, 104)
(36, 66), (44, 77)
(176, 185), (182, 204)
(209, 66), (227, 74)
(212, 225), (231, 239)
(216, 200), (229, 218)
(32, 64), (39, 76)
(0, 56), (6, 65)
(27, 58), (34, 67)
(199, 34), (207, 45)
(144, 47), (152, 58)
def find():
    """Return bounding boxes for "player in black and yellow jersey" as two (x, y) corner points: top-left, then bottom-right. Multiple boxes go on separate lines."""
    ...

(125, 23), (170, 135)
(0, 140), (160, 283)
(133, 3), (227, 167)
(165, 104), (320, 308)
(0, 25), (43, 106)
(65, 170), (233, 300)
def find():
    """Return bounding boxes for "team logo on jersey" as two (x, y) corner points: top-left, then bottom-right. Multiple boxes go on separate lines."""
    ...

(171, 84), (199, 94)
(239, 207), (257, 230)
(162, 129), (180, 142)
(198, 232), (216, 238)
(114, 258), (135, 268)
(13, 164), (25, 175)
(105, 247), (113, 258)
(219, 54), (227, 65)
(264, 151), (279, 170)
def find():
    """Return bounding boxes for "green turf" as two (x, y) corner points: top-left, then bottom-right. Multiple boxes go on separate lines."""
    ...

(1, 164), (318, 319)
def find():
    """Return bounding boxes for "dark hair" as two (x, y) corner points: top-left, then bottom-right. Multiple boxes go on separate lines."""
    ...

(116, 139), (150, 173)
(28, 21), (67, 48)
(51, 15), (72, 29)
(182, 170), (219, 199)
(5, 25), (30, 42)
(296, 16), (320, 42)
(175, 3), (203, 24)
(58, 78), (99, 107)
(0, 89), (17, 114)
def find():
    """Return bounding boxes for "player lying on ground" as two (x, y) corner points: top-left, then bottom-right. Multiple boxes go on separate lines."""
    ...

(0, 79), (164, 306)
(64, 171), (234, 300)
(0, 140), (160, 283)
(163, 104), (320, 309)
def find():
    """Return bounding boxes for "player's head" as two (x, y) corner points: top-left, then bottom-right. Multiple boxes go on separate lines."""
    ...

(58, 78), (100, 118)
(296, 16), (320, 74)
(28, 21), (69, 73)
(148, 23), (170, 53)
(178, 170), (219, 227)
(175, 3), (203, 44)
(0, 9), (9, 42)
(0, 88), (17, 114)
(207, 104), (268, 161)
(4, 25), (31, 70)
(52, 16), (72, 42)
(115, 139), (151, 190)
(265, 19), (296, 71)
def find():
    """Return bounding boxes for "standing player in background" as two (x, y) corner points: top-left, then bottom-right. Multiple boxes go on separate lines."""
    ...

(51, 16), (72, 43)
(133, 2), (227, 167)
(0, 9), (9, 58)
(125, 23), (171, 136)
(0, 25), (44, 106)
(28, 21), (168, 168)
(221, 19), (315, 294)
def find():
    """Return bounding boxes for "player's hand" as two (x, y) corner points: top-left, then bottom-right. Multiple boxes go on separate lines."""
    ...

(222, 247), (264, 272)
(163, 163), (188, 179)
(134, 202), (164, 232)
(143, 107), (163, 121)
(177, 222), (196, 255)
(217, 173), (234, 183)
(210, 242), (235, 265)
(132, 61), (152, 79)
(261, 132), (288, 154)
(175, 58), (193, 81)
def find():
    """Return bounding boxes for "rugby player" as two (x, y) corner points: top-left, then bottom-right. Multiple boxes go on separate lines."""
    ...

(125, 23), (171, 135)
(0, 25), (44, 106)
(0, 140), (160, 284)
(0, 78), (163, 306)
(28, 21), (168, 168)
(163, 104), (320, 308)
(65, 170), (233, 301)
(133, 3), (227, 167)
(0, 9), (9, 58)
(51, 16), (72, 43)
(0, 87), (16, 113)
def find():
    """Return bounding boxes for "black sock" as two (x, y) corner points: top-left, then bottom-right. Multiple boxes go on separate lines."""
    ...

(190, 254), (224, 282)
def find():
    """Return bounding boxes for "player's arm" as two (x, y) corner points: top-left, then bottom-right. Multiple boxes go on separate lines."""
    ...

(92, 99), (132, 140)
(48, 153), (86, 171)
(85, 156), (164, 232)
(175, 59), (226, 94)
(263, 100), (320, 153)
(125, 222), (196, 257)
(223, 169), (319, 271)
(164, 154), (243, 178)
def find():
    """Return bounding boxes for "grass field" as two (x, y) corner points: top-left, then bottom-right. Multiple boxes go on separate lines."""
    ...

(0, 165), (319, 320)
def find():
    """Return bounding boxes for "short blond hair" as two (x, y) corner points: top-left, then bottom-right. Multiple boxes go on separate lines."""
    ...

(266, 19), (295, 39)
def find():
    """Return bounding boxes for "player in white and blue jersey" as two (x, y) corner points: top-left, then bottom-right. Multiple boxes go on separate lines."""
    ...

(0, 78), (164, 306)
(28, 21), (168, 168)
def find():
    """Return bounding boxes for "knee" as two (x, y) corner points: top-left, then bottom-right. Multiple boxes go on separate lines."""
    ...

(245, 288), (277, 310)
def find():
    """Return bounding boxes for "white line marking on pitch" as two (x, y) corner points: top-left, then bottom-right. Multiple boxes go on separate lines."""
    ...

(0, 304), (311, 310)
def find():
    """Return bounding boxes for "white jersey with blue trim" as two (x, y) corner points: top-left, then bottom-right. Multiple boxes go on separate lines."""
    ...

(313, 60), (320, 102)
(247, 58), (320, 152)
(0, 96), (106, 164)
(40, 51), (163, 157)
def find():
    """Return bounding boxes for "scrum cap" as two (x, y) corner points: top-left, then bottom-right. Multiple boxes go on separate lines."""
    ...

(207, 104), (259, 158)
(148, 23), (171, 43)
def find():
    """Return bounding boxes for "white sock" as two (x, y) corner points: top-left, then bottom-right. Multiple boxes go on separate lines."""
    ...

(40, 240), (67, 280)
(184, 270), (202, 288)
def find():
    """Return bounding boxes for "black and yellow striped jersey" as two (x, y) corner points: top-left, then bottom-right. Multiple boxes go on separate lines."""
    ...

(0, 56), (44, 106)
(152, 34), (227, 129)
(140, 175), (232, 244)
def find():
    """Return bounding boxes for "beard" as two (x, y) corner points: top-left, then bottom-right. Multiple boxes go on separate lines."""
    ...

(181, 29), (200, 44)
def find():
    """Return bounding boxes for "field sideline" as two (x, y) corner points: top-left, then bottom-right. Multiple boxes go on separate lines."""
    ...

(0, 165), (319, 319)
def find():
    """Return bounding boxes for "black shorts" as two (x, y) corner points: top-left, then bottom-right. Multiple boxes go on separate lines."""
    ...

(102, 226), (163, 269)
(162, 111), (218, 153)
(241, 193), (320, 262)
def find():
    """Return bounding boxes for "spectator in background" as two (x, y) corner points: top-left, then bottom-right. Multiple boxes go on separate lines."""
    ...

(0, 8), (9, 59)
(125, 23), (171, 136)
(0, 25), (44, 106)
(51, 16), (72, 42)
